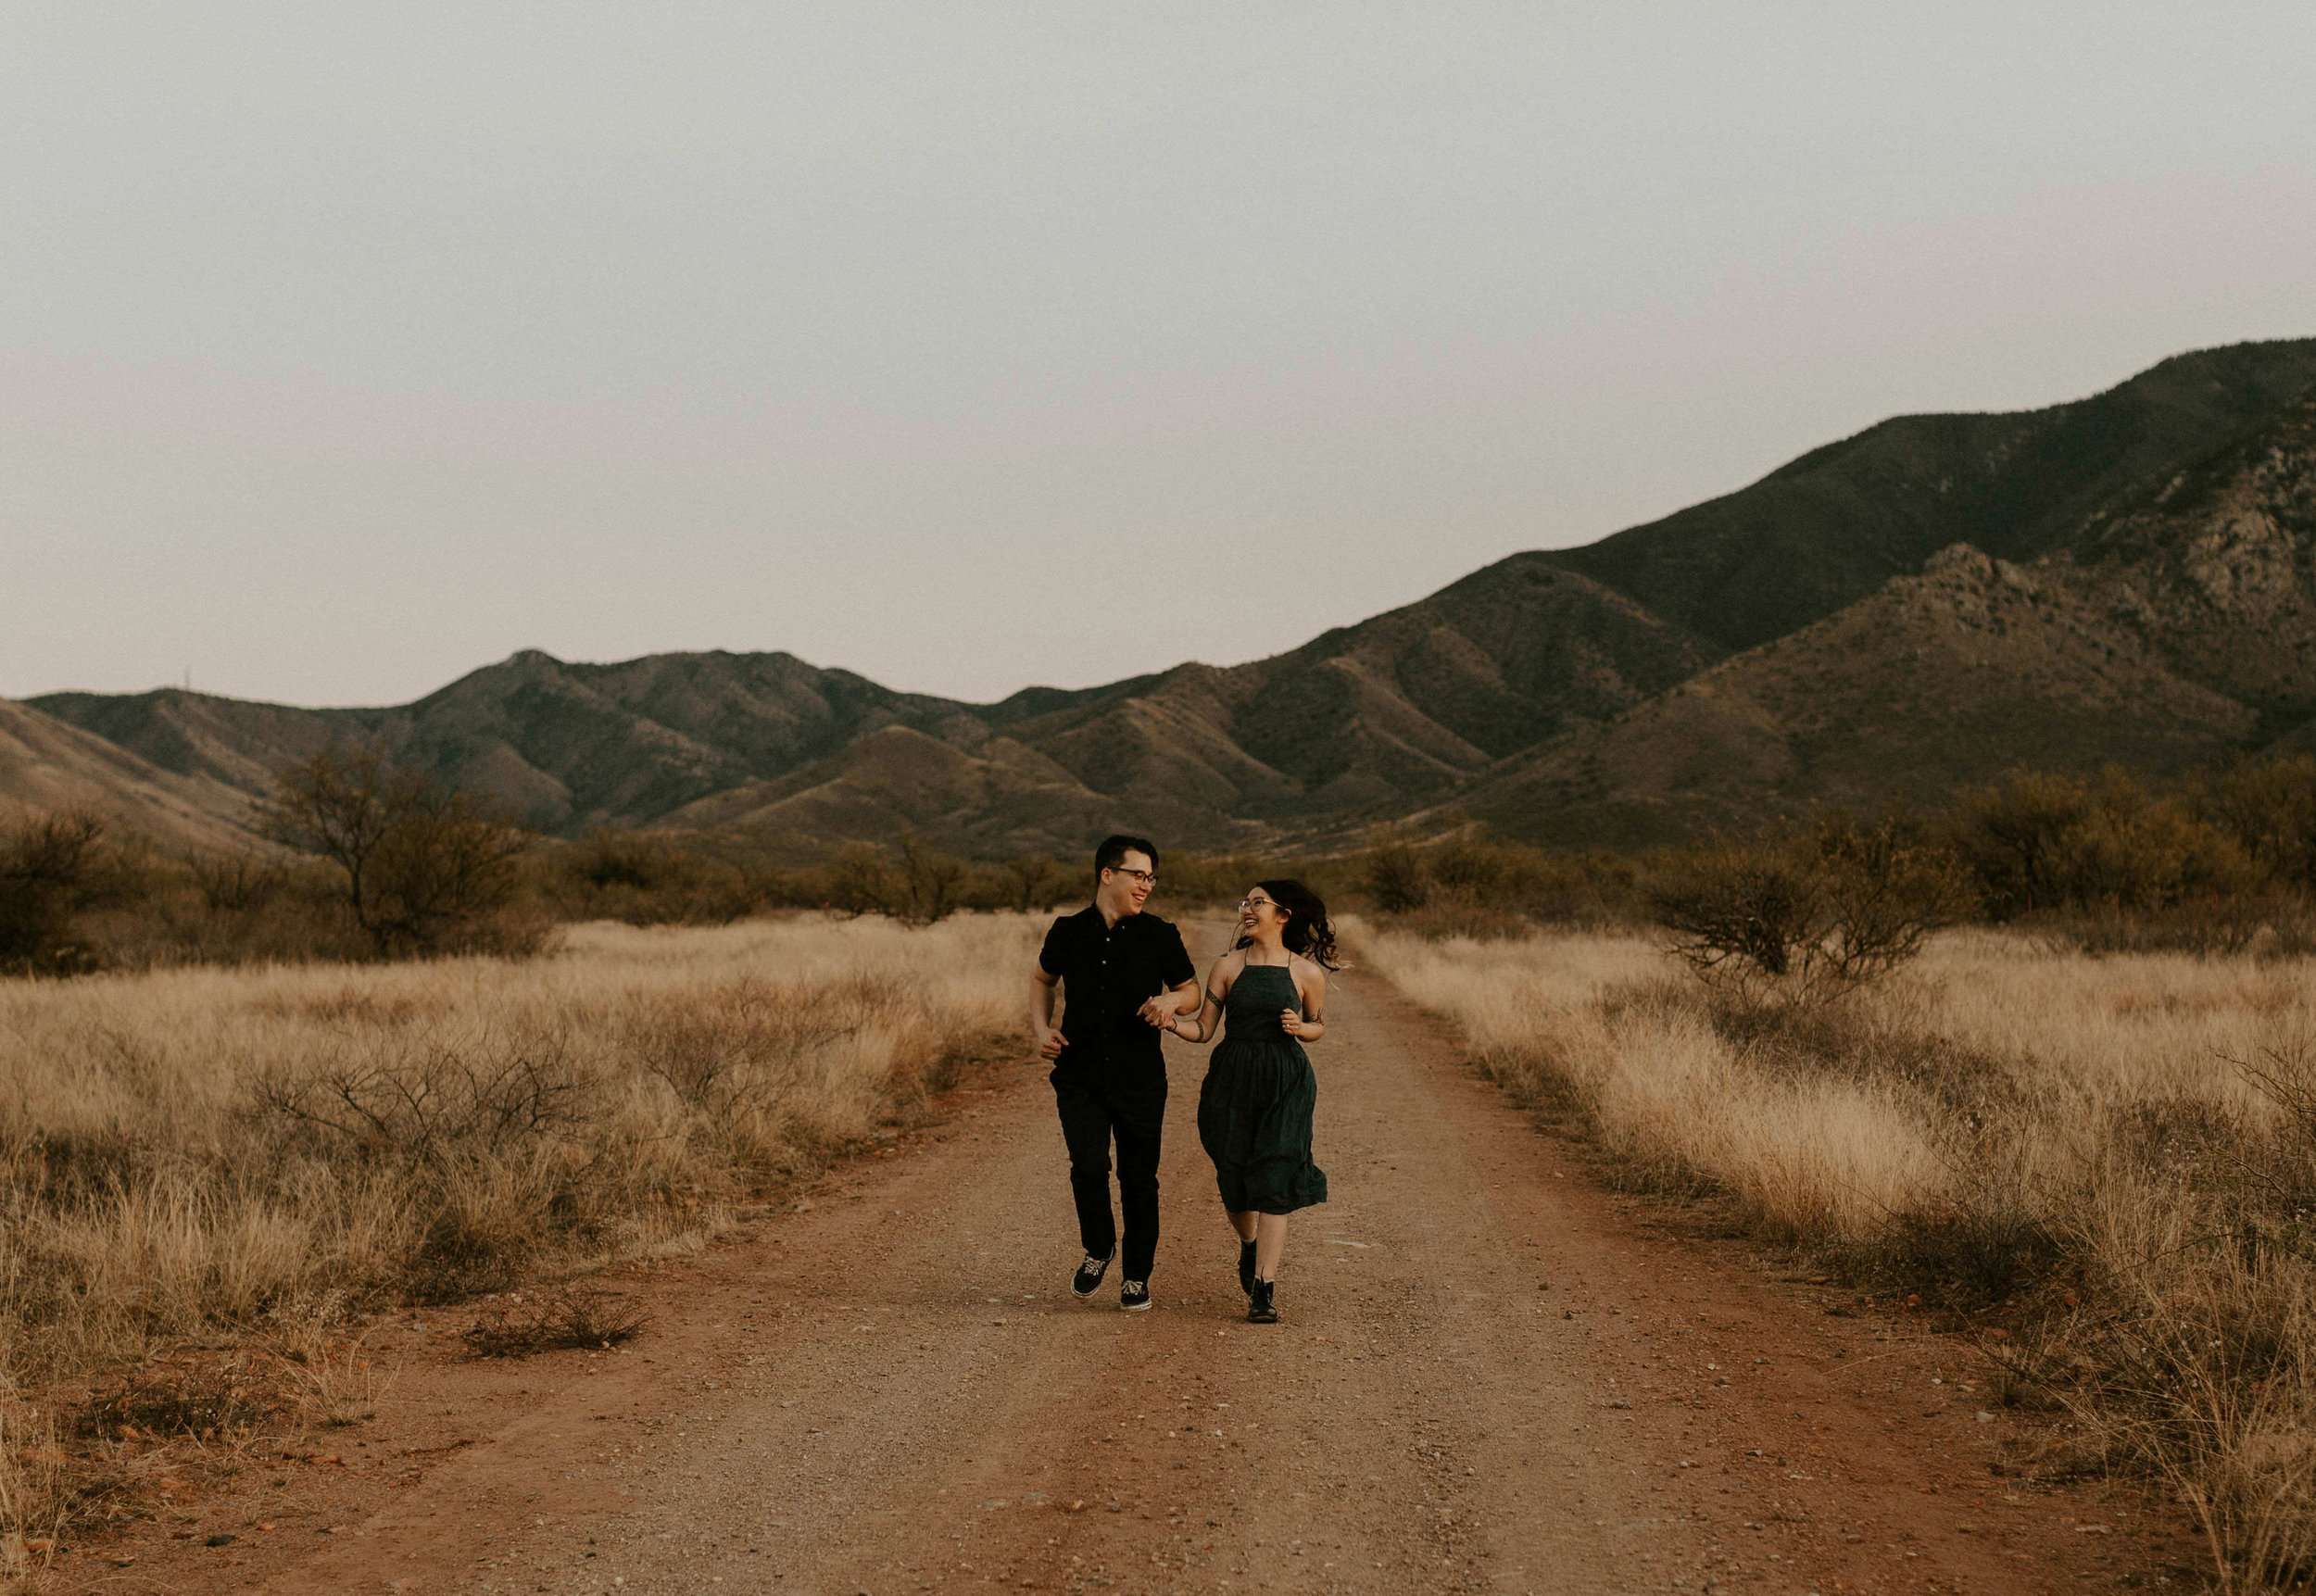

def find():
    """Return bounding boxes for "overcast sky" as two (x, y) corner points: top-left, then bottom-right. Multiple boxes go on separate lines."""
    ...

(6, 4), (2313, 708)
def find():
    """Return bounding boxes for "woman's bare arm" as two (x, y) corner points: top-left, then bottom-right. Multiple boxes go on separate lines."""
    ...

(1280, 961), (1327, 1042)
(1166, 954), (1237, 1044)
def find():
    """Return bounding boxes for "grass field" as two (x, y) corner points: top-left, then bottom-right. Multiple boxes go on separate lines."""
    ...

(1364, 926), (2316, 1588)
(0, 912), (1038, 1570)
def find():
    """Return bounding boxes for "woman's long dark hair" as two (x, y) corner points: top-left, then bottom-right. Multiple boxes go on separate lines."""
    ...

(1239, 878), (1341, 970)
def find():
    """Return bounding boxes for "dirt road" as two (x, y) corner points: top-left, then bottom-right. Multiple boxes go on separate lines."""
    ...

(197, 938), (2190, 1595)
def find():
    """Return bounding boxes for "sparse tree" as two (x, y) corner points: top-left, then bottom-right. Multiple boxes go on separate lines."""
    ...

(186, 848), (290, 914)
(897, 834), (968, 924)
(824, 841), (901, 917)
(997, 853), (1067, 912)
(2209, 755), (2316, 891)
(259, 744), (533, 957)
(1963, 770), (2094, 915)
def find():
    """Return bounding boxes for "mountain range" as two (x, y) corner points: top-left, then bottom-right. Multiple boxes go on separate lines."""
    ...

(13, 335), (2316, 859)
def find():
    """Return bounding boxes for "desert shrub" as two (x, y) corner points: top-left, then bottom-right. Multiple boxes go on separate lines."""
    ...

(762, 843), (1078, 923)
(2049, 786), (2254, 912)
(818, 841), (901, 916)
(187, 848), (290, 914)
(79, 1354), (287, 1439)
(1425, 832), (1531, 901)
(2033, 893), (2316, 961)
(0, 825), (403, 974)
(1347, 830), (1644, 935)
(1650, 813), (1975, 1005)
(1361, 843), (1429, 912)
(248, 1028), (590, 1168)
(259, 744), (543, 958)
(991, 853), (1071, 912)
(1964, 766), (2254, 917)
(0, 811), (111, 976)
(461, 1288), (648, 1358)
(547, 829), (784, 925)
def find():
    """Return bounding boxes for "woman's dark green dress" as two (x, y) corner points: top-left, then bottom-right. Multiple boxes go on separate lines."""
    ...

(1196, 961), (1328, 1215)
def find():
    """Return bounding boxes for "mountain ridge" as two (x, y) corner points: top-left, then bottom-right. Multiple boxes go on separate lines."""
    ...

(21, 335), (2316, 857)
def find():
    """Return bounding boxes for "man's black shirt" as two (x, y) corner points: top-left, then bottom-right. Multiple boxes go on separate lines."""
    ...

(1038, 905), (1195, 1070)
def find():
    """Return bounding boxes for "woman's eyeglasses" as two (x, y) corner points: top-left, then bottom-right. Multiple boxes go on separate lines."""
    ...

(1238, 896), (1278, 912)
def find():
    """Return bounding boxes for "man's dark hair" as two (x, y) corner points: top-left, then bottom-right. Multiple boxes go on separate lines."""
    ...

(1094, 834), (1160, 880)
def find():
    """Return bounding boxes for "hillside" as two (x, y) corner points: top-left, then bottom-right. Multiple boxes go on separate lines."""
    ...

(0, 697), (257, 849)
(1550, 338), (2316, 654)
(34, 652), (987, 834)
(1445, 384), (2316, 846)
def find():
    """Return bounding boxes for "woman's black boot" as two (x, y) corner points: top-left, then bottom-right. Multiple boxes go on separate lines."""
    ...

(1247, 1278), (1278, 1324)
(1238, 1239), (1257, 1297)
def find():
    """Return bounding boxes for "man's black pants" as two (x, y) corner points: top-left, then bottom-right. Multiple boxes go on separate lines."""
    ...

(1051, 1059), (1166, 1282)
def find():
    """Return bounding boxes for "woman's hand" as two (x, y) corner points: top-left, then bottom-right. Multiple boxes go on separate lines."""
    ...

(1280, 1008), (1306, 1038)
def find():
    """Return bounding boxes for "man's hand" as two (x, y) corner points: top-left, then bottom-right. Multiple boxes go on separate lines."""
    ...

(1136, 995), (1175, 1028)
(1036, 1028), (1069, 1062)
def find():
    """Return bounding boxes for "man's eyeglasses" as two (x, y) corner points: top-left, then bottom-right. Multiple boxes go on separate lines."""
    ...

(1107, 867), (1158, 886)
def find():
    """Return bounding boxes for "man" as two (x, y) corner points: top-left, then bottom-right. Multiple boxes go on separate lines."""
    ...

(1030, 834), (1199, 1311)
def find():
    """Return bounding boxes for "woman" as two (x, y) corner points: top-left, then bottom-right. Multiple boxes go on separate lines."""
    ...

(1164, 879), (1336, 1325)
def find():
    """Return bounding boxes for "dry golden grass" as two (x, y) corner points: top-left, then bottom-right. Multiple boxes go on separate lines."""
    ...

(0, 912), (1037, 1558)
(1363, 924), (2316, 1588)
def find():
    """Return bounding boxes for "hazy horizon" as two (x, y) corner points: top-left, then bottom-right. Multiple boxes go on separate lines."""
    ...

(8, 5), (2315, 708)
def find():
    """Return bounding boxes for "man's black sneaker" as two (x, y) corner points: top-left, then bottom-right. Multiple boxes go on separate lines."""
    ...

(1247, 1279), (1278, 1324)
(1120, 1278), (1152, 1313)
(1238, 1239), (1257, 1297)
(1071, 1247), (1116, 1301)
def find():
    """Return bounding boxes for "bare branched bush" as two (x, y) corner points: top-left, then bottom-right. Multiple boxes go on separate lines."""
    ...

(186, 848), (289, 916)
(248, 1028), (589, 1167)
(79, 1354), (287, 1441)
(1651, 814), (1975, 1005)
(461, 1288), (648, 1358)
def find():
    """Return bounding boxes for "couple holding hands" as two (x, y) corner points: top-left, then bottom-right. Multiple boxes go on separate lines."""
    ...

(1029, 834), (1337, 1325)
